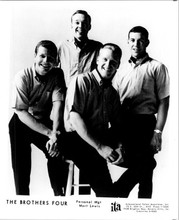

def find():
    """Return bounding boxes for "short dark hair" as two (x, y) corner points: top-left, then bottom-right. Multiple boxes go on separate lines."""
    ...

(71, 10), (91, 24)
(128, 26), (149, 39)
(35, 40), (57, 59)
(101, 43), (122, 61)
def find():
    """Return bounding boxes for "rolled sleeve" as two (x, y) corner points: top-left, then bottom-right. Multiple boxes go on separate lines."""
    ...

(52, 87), (65, 102)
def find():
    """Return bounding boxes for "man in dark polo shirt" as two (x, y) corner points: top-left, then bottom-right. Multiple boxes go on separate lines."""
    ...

(61, 43), (122, 197)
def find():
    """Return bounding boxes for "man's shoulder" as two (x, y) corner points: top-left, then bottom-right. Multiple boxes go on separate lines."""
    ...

(58, 38), (102, 50)
(75, 72), (94, 88)
(57, 39), (72, 48)
(76, 72), (90, 82)
(12, 66), (34, 89)
(87, 39), (102, 47)
(148, 57), (164, 65)
(15, 66), (34, 80)
(50, 67), (63, 75)
(50, 67), (66, 85)
(146, 57), (168, 72)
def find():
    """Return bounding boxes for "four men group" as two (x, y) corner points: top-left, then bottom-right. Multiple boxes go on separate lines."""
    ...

(9, 10), (170, 198)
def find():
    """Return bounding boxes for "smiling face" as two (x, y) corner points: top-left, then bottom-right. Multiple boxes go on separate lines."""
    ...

(128, 32), (149, 59)
(34, 46), (56, 76)
(71, 13), (91, 41)
(96, 48), (120, 80)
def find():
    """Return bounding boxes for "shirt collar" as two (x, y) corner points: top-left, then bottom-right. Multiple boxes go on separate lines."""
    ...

(71, 37), (89, 49)
(33, 64), (49, 83)
(129, 53), (151, 66)
(92, 69), (112, 88)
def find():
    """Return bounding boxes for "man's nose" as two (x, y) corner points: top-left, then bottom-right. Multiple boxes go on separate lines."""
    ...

(43, 56), (50, 63)
(134, 40), (140, 46)
(106, 60), (112, 68)
(78, 22), (82, 28)
(78, 22), (86, 29)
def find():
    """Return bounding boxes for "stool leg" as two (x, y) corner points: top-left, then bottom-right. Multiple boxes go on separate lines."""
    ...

(65, 161), (74, 196)
(73, 165), (95, 196)
(90, 188), (95, 196)
(74, 165), (80, 195)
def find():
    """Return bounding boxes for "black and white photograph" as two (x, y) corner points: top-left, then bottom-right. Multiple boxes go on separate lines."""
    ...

(0, 1), (178, 220)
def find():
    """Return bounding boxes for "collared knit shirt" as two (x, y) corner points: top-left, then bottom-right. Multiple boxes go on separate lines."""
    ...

(12, 65), (65, 120)
(113, 54), (170, 114)
(64, 69), (122, 142)
(58, 38), (102, 87)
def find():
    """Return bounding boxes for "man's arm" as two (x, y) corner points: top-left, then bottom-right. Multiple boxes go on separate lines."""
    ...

(70, 111), (119, 162)
(50, 100), (64, 134)
(150, 96), (170, 153)
(15, 109), (51, 137)
(46, 100), (65, 157)
(155, 96), (170, 132)
(15, 100), (64, 157)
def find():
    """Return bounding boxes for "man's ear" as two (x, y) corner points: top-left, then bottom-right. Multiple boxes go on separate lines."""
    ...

(96, 54), (100, 65)
(88, 24), (91, 31)
(146, 39), (150, 47)
(117, 62), (120, 69)
(96, 48), (101, 64)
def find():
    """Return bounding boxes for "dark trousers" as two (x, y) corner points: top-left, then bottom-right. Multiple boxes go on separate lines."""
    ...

(60, 132), (115, 197)
(9, 114), (68, 196)
(114, 114), (157, 198)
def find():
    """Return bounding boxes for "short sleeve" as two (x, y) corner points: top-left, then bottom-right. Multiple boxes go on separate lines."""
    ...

(155, 63), (170, 100)
(11, 70), (29, 110)
(52, 87), (65, 102)
(52, 68), (66, 102)
(71, 74), (89, 115)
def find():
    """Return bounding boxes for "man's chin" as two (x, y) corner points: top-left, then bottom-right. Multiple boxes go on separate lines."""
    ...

(75, 34), (87, 41)
(38, 70), (49, 76)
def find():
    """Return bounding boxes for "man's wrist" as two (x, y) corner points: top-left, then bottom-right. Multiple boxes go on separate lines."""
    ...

(49, 130), (61, 144)
(154, 129), (162, 134)
(46, 129), (52, 137)
(96, 142), (102, 150)
(46, 130), (61, 138)
(51, 130), (61, 136)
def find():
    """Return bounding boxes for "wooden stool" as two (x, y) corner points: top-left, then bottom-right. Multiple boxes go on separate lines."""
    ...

(65, 160), (95, 196)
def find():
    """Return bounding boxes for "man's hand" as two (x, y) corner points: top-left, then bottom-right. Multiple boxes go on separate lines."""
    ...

(46, 131), (61, 157)
(46, 139), (60, 157)
(97, 145), (119, 162)
(111, 143), (124, 165)
(150, 132), (162, 154)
